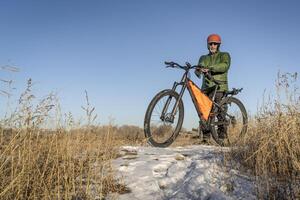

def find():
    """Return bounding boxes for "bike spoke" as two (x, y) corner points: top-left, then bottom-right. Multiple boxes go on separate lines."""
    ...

(148, 94), (179, 144)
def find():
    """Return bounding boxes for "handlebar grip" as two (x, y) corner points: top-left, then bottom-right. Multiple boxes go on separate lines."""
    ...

(164, 61), (172, 65)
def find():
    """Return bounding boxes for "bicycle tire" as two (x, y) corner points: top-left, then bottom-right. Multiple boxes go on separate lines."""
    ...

(144, 89), (184, 147)
(210, 96), (248, 146)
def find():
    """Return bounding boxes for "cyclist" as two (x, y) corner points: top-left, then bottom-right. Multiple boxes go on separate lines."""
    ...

(195, 33), (231, 143)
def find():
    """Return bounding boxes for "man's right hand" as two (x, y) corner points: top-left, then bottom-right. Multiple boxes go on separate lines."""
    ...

(195, 67), (202, 77)
(201, 68), (209, 73)
(196, 66), (209, 73)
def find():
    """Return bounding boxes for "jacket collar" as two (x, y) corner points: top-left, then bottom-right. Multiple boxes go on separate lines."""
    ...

(208, 51), (220, 56)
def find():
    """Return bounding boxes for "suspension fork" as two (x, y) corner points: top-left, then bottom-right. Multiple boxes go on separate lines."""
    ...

(160, 72), (188, 122)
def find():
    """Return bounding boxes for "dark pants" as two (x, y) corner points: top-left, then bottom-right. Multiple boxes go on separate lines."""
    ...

(203, 91), (227, 139)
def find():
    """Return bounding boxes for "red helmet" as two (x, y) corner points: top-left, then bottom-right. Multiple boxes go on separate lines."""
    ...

(207, 34), (221, 44)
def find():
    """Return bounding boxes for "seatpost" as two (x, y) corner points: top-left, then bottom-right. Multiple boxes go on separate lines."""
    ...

(211, 86), (218, 102)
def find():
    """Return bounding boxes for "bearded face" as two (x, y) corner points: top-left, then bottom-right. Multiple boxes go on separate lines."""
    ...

(208, 42), (219, 54)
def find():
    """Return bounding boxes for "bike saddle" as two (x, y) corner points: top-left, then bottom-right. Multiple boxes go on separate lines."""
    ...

(226, 88), (243, 96)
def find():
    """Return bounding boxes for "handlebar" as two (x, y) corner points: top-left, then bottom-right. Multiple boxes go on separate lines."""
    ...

(164, 61), (241, 94)
(164, 61), (198, 70)
(164, 61), (223, 84)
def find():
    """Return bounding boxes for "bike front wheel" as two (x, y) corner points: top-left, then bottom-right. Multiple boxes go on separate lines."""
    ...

(211, 96), (248, 146)
(144, 89), (184, 147)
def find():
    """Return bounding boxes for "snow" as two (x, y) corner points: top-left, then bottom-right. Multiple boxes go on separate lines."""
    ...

(109, 145), (257, 200)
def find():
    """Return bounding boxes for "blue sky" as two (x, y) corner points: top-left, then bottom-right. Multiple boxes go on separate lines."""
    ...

(0, 0), (299, 129)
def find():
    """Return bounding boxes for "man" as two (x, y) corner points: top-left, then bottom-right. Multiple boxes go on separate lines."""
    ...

(195, 33), (231, 143)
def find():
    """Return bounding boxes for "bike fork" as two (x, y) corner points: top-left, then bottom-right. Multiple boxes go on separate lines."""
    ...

(160, 81), (186, 123)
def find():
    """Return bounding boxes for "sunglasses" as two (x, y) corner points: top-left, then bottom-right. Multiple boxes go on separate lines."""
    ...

(209, 42), (220, 46)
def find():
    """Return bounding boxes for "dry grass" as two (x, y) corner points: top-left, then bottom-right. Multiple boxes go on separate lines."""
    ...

(228, 72), (300, 199)
(0, 79), (143, 200)
(170, 131), (203, 147)
(0, 128), (128, 200)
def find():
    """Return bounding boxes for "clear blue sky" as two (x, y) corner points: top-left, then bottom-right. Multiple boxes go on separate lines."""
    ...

(0, 0), (299, 129)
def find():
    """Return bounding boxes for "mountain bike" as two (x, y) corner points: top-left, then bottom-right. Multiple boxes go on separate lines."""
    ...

(144, 61), (248, 147)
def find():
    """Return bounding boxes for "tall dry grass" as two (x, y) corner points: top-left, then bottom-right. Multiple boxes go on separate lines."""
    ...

(0, 79), (143, 199)
(229, 72), (300, 199)
(0, 128), (127, 199)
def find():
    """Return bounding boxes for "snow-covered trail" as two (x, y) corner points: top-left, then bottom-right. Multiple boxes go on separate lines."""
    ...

(110, 145), (256, 200)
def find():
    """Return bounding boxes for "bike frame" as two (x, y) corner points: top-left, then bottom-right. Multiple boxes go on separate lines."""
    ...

(161, 69), (221, 125)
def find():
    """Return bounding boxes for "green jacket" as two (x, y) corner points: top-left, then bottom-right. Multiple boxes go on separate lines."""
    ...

(196, 51), (231, 92)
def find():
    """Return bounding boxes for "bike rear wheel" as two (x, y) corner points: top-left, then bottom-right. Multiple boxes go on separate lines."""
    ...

(144, 89), (184, 147)
(211, 96), (248, 146)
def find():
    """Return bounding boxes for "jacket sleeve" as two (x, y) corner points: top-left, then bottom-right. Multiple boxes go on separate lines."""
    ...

(208, 53), (231, 73)
(198, 55), (206, 67)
